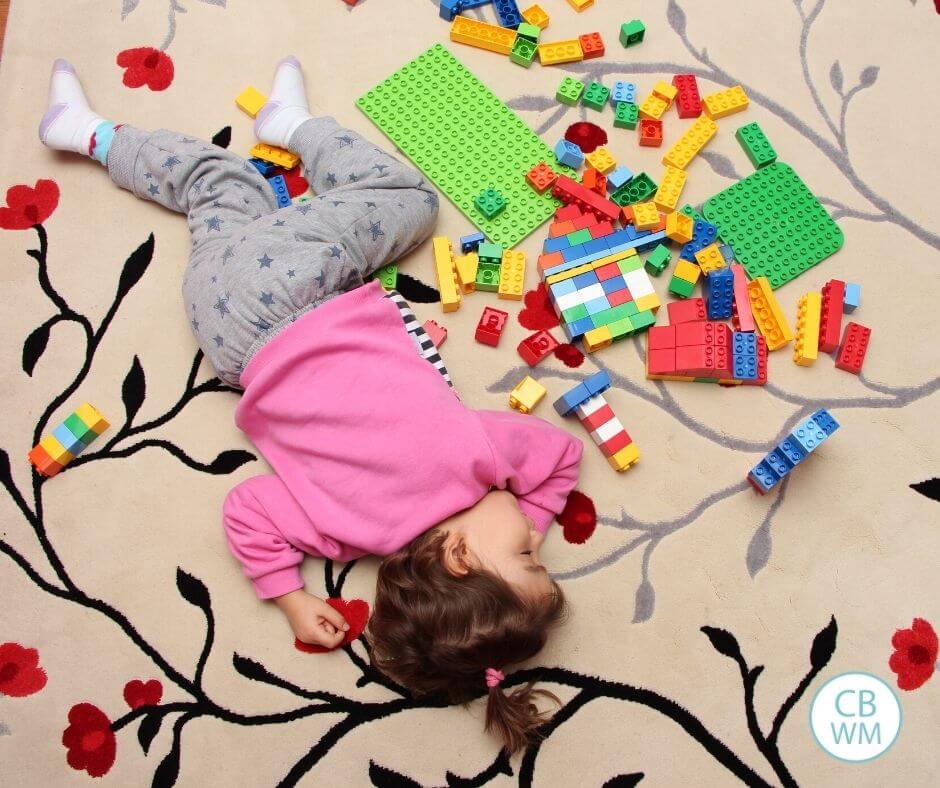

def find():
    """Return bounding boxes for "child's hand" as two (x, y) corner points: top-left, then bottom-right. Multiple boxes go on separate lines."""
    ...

(274, 589), (350, 649)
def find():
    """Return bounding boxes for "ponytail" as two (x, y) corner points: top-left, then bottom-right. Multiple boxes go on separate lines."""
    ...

(485, 679), (560, 754)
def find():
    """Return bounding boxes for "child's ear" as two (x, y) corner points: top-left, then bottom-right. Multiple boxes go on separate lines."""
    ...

(440, 531), (473, 577)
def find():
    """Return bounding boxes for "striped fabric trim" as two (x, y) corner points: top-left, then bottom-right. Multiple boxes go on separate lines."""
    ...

(384, 290), (454, 389)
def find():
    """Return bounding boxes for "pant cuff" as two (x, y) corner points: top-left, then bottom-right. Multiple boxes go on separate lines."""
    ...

(287, 116), (344, 154)
(106, 124), (152, 195)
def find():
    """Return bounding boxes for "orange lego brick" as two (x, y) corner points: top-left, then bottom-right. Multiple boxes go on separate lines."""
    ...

(746, 276), (794, 351)
(521, 3), (549, 29)
(450, 16), (517, 55)
(249, 143), (299, 170)
(579, 32), (605, 59)
(28, 444), (64, 477)
(665, 211), (694, 244)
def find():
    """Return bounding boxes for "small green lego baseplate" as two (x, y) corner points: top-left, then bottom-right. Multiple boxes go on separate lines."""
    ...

(702, 162), (843, 289)
(356, 44), (572, 247)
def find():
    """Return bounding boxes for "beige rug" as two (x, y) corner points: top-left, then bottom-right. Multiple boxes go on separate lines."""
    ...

(1, 0), (939, 785)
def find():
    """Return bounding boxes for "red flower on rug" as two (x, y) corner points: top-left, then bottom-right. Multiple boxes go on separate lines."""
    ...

(294, 598), (371, 653)
(123, 679), (163, 709)
(117, 47), (174, 91)
(558, 490), (597, 544)
(272, 165), (310, 198)
(0, 179), (60, 230)
(553, 343), (585, 367)
(564, 122), (608, 154)
(889, 617), (938, 690)
(0, 642), (48, 697)
(62, 703), (117, 778)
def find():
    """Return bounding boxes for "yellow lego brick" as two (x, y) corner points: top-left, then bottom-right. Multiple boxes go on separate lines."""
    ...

(793, 291), (822, 366)
(249, 143), (299, 170)
(450, 16), (517, 55)
(584, 146), (616, 174)
(634, 292), (661, 313)
(509, 376), (547, 414)
(432, 236), (461, 313)
(703, 85), (749, 119)
(632, 201), (660, 231)
(566, 0), (594, 11)
(537, 39), (583, 65)
(498, 249), (527, 300)
(694, 243), (726, 273)
(638, 93), (668, 120)
(74, 403), (109, 435)
(674, 259), (701, 284)
(590, 248), (637, 269)
(235, 86), (267, 118)
(521, 3), (549, 28)
(747, 276), (794, 351)
(665, 211), (694, 244)
(454, 252), (479, 294)
(40, 434), (74, 466)
(583, 325), (613, 353)
(662, 116), (718, 170)
(653, 167), (687, 213)
(608, 442), (640, 472)
(652, 80), (678, 105)
(546, 261), (595, 285)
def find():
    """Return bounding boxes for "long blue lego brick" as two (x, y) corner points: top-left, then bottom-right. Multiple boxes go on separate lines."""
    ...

(542, 231), (667, 278)
(543, 235), (573, 253)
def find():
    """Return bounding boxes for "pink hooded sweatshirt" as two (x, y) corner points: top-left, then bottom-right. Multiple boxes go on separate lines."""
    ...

(223, 280), (583, 599)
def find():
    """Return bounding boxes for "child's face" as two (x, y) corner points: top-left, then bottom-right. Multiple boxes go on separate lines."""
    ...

(442, 490), (553, 601)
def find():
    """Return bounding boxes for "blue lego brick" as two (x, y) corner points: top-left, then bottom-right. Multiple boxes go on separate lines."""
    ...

(267, 174), (291, 207)
(52, 423), (85, 455)
(493, 0), (523, 28)
(611, 81), (637, 105)
(439, 0), (462, 20)
(748, 460), (781, 494)
(543, 257), (592, 279)
(776, 437), (807, 468)
(565, 316), (596, 340)
(561, 244), (589, 262)
(249, 157), (278, 177)
(555, 139), (584, 168)
(604, 228), (637, 247)
(705, 268), (734, 320)
(581, 237), (611, 256)
(572, 271), (599, 289)
(843, 282), (861, 313)
(679, 220), (719, 262)
(584, 296), (611, 315)
(731, 332), (757, 380)
(601, 276), (627, 295)
(543, 235), (573, 253)
(789, 418), (828, 455)
(811, 408), (840, 436)
(460, 231), (485, 253)
(719, 243), (736, 262)
(606, 166), (634, 191)
(553, 382), (593, 416)
(584, 370), (611, 395)
(764, 448), (793, 477)
(634, 230), (667, 253)
(550, 278), (577, 298)
(544, 232), (661, 275)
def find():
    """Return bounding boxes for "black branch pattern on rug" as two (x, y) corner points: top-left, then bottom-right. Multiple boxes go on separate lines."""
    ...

(1, 215), (839, 785)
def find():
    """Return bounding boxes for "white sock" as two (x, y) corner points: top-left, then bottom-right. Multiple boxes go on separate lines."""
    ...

(253, 56), (313, 149)
(38, 59), (109, 155)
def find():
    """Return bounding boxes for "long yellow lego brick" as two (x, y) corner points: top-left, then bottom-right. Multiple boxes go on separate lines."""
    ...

(793, 291), (822, 366)
(546, 261), (595, 285)
(590, 248), (637, 269)
(249, 143), (299, 170)
(702, 85), (749, 119)
(432, 236), (461, 312)
(498, 249), (527, 300)
(662, 116), (718, 170)
(747, 276), (794, 351)
(537, 39), (584, 65)
(450, 16), (517, 55)
(653, 166), (687, 213)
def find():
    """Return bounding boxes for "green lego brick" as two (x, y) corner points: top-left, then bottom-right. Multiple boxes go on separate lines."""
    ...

(475, 187), (507, 218)
(562, 304), (589, 322)
(477, 242), (503, 264)
(610, 172), (657, 206)
(510, 37), (537, 67)
(645, 244), (672, 276)
(735, 122), (777, 169)
(516, 22), (541, 41)
(621, 301), (639, 317)
(64, 413), (96, 444)
(476, 261), (501, 291)
(372, 263), (398, 290)
(620, 19), (645, 47)
(556, 76), (585, 106)
(669, 276), (696, 298)
(617, 255), (642, 275)
(680, 204), (704, 222)
(631, 310), (656, 331)
(614, 101), (638, 129)
(582, 82), (611, 111)
(566, 228), (593, 245)
(356, 44), (572, 247)
(702, 162), (843, 289)
(609, 316), (636, 338)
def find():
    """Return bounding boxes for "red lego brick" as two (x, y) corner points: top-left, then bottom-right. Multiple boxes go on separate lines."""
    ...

(526, 161), (558, 194)
(676, 344), (731, 377)
(422, 319), (447, 348)
(672, 74), (702, 119)
(599, 429), (633, 458)
(555, 203), (583, 221)
(579, 403), (616, 432)
(517, 329), (560, 366)
(638, 118), (663, 147)
(607, 288), (634, 307)
(620, 205), (634, 226)
(548, 220), (577, 238)
(648, 325), (676, 350)
(582, 167), (607, 196)
(590, 220), (614, 238)
(730, 264), (755, 333)
(647, 348), (677, 375)
(552, 176), (620, 222)
(834, 321), (871, 374)
(538, 251), (564, 274)
(652, 212), (668, 232)
(818, 279), (845, 353)
(742, 335), (768, 386)
(595, 262), (622, 281)
(578, 32), (605, 59)
(475, 306), (509, 347)
(675, 321), (708, 346)
(28, 444), (64, 477)
(667, 297), (707, 325)
(571, 212), (601, 231)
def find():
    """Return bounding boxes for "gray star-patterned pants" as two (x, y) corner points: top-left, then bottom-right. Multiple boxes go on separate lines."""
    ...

(106, 117), (439, 386)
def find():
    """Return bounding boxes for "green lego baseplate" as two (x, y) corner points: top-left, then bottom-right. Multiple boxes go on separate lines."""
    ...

(356, 44), (572, 247)
(702, 162), (843, 289)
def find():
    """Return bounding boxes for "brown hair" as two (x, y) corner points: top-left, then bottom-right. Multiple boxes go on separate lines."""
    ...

(367, 529), (567, 754)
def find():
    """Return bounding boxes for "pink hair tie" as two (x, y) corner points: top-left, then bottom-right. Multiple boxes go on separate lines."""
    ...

(485, 668), (504, 688)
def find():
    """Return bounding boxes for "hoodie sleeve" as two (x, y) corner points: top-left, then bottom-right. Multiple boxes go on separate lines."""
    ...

(474, 409), (584, 533)
(222, 474), (365, 599)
